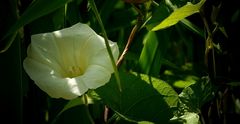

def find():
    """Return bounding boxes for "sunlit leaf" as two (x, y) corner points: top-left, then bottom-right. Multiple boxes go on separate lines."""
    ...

(152, 0), (206, 31)
(134, 72), (179, 107)
(170, 112), (200, 124)
(179, 76), (215, 112)
(138, 121), (155, 124)
(173, 80), (194, 89)
(96, 71), (179, 123)
(145, 3), (170, 30)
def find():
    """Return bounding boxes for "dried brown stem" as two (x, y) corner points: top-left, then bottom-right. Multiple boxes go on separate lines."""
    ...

(117, 25), (139, 66)
(117, 15), (143, 67)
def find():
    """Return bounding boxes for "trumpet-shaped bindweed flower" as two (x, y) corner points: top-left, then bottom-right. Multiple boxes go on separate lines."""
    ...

(23, 23), (119, 100)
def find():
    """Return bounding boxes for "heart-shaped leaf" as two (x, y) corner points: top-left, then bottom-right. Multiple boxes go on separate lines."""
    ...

(96, 71), (179, 123)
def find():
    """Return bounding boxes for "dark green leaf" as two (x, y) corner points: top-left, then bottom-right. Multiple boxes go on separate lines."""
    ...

(54, 105), (94, 124)
(51, 92), (100, 123)
(28, 7), (65, 34)
(139, 31), (159, 74)
(96, 71), (179, 123)
(180, 19), (204, 38)
(99, 0), (119, 25)
(0, 34), (24, 123)
(0, 1), (26, 123)
(0, 0), (72, 52)
(66, 0), (83, 25)
(57, 97), (85, 117)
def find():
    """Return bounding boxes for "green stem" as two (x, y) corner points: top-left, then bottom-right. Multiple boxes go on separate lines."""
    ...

(152, 0), (159, 7)
(83, 95), (95, 124)
(200, 9), (216, 79)
(88, 0), (122, 92)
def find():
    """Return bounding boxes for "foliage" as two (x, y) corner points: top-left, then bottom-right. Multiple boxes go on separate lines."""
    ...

(1, 0), (240, 124)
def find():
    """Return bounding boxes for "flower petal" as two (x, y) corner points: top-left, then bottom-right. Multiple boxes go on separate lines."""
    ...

(29, 23), (104, 76)
(23, 58), (88, 99)
(81, 65), (112, 89)
(23, 22), (119, 99)
(89, 36), (119, 72)
(51, 23), (97, 73)
(30, 33), (64, 76)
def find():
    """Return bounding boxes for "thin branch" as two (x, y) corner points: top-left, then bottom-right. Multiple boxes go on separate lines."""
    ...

(117, 5), (144, 66)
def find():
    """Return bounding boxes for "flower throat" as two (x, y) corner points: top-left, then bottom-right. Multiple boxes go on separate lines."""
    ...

(66, 66), (83, 78)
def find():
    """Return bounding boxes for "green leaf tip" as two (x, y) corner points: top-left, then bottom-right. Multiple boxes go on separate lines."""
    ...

(152, 0), (206, 31)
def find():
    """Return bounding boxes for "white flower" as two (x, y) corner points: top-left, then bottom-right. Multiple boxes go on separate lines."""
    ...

(23, 23), (119, 100)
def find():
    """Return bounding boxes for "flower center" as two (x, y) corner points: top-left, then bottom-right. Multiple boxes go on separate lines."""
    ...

(66, 66), (84, 78)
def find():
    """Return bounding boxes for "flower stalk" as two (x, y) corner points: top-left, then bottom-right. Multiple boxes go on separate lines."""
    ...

(88, 0), (122, 92)
(83, 94), (95, 124)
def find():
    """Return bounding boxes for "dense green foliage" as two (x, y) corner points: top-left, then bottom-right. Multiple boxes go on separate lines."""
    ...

(1, 0), (240, 124)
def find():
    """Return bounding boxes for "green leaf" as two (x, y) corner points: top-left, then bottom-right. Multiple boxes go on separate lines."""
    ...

(27, 7), (65, 35)
(145, 3), (170, 30)
(51, 95), (95, 123)
(170, 112), (200, 124)
(54, 105), (94, 124)
(138, 121), (155, 124)
(105, 8), (136, 32)
(0, 0), (72, 52)
(58, 97), (85, 116)
(0, 1), (26, 123)
(99, 0), (118, 25)
(180, 19), (204, 38)
(96, 71), (179, 123)
(179, 76), (215, 113)
(173, 79), (195, 89)
(138, 29), (171, 76)
(139, 31), (159, 74)
(65, 0), (83, 25)
(152, 0), (206, 31)
(134, 73), (179, 107)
